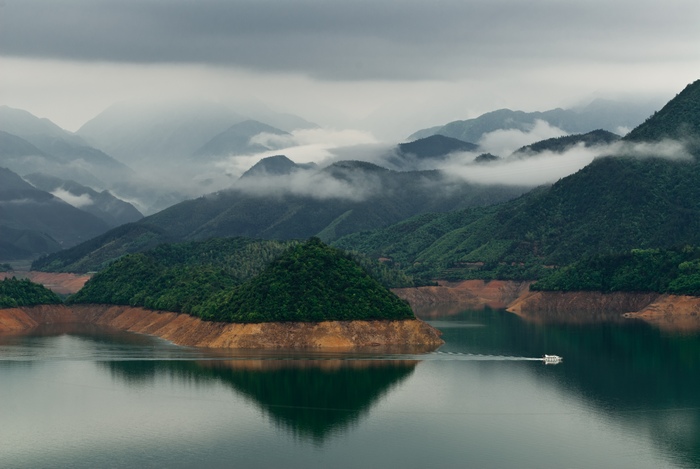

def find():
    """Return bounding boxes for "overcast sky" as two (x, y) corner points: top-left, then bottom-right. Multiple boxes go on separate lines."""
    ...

(1, 0), (699, 138)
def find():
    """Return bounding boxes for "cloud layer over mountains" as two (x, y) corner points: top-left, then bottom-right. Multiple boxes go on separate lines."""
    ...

(2, 1), (697, 137)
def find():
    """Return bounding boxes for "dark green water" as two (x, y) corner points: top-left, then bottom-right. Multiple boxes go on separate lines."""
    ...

(1, 311), (698, 468)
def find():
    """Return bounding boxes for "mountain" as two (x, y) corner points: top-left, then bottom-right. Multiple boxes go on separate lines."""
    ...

(408, 99), (661, 143)
(77, 100), (244, 167)
(0, 167), (112, 260)
(31, 159), (529, 272)
(378, 135), (478, 170)
(0, 105), (85, 145)
(513, 129), (620, 156)
(398, 135), (478, 158)
(193, 120), (290, 160)
(77, 100), (314, 168)
(0, 130), (60, 178)
(335, 80), (700, 280)
(0, 107), (133, 188)
(240, 155), (304, 178)
(625, 80), (700, 143)
(23, 173), (143, 227)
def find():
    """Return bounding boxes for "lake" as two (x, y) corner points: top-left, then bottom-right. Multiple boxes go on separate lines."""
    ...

(1, 309), (698, 468)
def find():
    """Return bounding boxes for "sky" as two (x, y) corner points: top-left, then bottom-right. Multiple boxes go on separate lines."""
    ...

(1, 0), (699, 139)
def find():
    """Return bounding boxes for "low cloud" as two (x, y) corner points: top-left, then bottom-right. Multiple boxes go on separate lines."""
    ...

(444, 144), (599, 186)
(443, 138), (694, 187)
(611, 139), (693, 160)
(51, 189), (94, 208)
(214, 127), (381, 180)
(232, 166), (383, 202)
(477, 120), (568, 157)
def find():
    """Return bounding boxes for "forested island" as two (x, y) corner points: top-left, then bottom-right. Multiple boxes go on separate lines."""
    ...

(0, 238), (442, 347)
(69, 237), (415, 323)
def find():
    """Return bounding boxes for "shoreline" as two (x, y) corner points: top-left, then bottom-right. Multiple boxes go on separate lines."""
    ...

(395, 281), (700, 332)
(0, 304), (444, 349)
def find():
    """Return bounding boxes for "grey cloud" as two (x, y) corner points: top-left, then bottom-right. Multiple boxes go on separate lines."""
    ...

(443, 138), (694, 187)
(1, 0), (698, 80)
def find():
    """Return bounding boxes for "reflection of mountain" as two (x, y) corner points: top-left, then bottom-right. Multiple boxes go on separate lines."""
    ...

(438, 309), (700, 467)
(102, 359), (417, 442)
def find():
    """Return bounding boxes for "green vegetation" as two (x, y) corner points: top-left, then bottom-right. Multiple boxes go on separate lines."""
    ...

(0, 277), (63, 308)
(532, 247), (700, 295)
(0, 263), (12, 272)
(32, 161), (527, 273)
(31, 223), (174, 272)
(336, 153), (700, 281)
(626, 79), (700, 143)
(70, 238), (414, 323)
(514, 129), (620, 155)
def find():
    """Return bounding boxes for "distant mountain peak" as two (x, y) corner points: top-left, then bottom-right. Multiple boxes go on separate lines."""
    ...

(398, 135), (478, 159)
(239, 155), (300, 179)
(194, 120), (289, 159)
(513, 129), (621, 156)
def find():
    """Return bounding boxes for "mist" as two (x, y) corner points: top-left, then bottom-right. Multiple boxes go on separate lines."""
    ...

(442, 138), (694, 187)
(50, 189), (94, 208)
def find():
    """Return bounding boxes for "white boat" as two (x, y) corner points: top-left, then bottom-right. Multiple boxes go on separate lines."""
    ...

(542, 354), (563, 364)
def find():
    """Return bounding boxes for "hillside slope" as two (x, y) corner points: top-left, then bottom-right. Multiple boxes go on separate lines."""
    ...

(336, 80), (700, 280)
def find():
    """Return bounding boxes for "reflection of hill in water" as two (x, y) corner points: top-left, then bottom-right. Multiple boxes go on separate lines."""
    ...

(440, 309), (700, 467)
(102, 359), (417, 442)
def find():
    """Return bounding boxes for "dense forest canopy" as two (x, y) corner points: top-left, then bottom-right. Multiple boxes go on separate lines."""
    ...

(531, 247), (700, 295)
(69, 238), (415, 323)
(0, 277), (63, 308)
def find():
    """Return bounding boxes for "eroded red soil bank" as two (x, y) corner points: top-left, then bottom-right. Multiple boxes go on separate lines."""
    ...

(396, 281), (700, 332)
(0, 304), (444, 349)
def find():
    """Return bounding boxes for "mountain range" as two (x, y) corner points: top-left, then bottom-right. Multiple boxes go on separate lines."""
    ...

(334, 80), (700, 280)
(409, 99), (660, 143)
(31, 158), (529, 272)
(0, 167), (113, 260)
(4, 84), (697, 274)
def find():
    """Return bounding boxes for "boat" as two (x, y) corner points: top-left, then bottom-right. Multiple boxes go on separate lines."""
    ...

(542, 354), (563, 364)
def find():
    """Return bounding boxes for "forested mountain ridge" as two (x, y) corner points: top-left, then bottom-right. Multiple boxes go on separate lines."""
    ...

(513, 129), (620, 156)
(625, 79), (700, 143)
(531, 247), (700, 295)
(335, 80), (700, 281)
(408, 99), (660, 142)
(0, 167), (112, 260)
(24, 173), (143, 227)
(32, 160), (528, 272)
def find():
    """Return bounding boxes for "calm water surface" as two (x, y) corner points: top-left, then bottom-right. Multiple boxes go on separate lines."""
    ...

(1, 311), (698, 468)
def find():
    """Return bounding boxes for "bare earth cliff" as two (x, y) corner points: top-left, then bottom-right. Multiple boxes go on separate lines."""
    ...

(0, 304), (444, 349)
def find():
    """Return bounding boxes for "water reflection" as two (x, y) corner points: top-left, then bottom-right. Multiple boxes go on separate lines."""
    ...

(100, 358), (417, 443)
(420, 307), (700, 468)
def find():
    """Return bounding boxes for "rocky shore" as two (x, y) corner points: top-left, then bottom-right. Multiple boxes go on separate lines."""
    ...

(0, 304), (444, 349)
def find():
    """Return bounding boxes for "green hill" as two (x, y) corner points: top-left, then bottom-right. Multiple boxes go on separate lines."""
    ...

(335, 80), (700, 281)
(70, 238), (414, 323)
(531, 247), (700, 296)
(0, 277), (63, 308)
